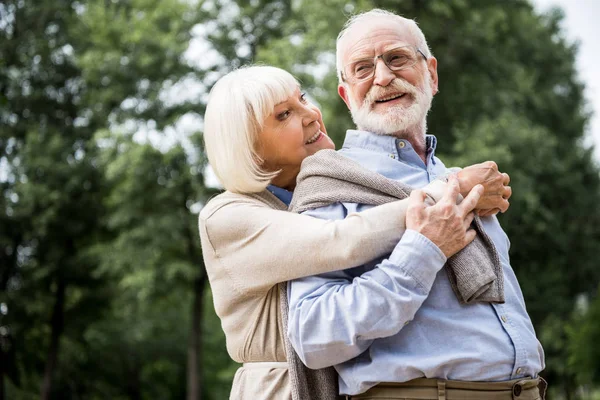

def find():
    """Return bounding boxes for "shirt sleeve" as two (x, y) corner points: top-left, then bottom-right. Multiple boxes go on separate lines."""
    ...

(287, 203), (447, 369)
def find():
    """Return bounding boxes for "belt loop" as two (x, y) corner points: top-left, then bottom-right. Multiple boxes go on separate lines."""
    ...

(437, 380), (446, 400)
(538, 376), (548, 400)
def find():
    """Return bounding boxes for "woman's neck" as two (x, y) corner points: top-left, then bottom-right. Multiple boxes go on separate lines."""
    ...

(270, 168), (298, 191)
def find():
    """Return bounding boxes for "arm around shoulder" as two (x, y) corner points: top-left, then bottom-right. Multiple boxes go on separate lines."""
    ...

(199, 195), (421, 295)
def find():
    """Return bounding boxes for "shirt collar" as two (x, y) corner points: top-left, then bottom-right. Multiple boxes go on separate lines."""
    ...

(266, 184), (293, 206)
(342, 130), (438, 164)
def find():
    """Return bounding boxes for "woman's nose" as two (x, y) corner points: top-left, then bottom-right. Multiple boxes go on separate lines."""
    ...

(303, 104), (320, 126)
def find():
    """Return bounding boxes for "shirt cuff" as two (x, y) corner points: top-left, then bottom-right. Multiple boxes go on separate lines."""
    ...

(388, 229), (447, 291)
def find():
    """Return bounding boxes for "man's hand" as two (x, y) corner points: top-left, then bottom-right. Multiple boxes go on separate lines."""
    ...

(456, 161), (511, 216)
(406, 176), (483, 258)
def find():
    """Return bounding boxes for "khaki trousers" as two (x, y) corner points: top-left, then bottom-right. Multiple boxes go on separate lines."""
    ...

(347, 377), (546, 400)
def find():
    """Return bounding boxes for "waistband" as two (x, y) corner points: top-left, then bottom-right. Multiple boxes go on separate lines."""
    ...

(242, 361), (288, 369)
(347, 377), (543, 400)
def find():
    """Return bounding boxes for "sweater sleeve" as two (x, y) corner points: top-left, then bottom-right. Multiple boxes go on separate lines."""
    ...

(199, 181), (447, 296)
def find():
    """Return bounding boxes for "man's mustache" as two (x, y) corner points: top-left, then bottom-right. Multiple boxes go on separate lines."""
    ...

(363, 78), (421, 107)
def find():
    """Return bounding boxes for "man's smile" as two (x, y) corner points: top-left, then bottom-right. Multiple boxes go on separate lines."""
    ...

(375, 93), (406, 103)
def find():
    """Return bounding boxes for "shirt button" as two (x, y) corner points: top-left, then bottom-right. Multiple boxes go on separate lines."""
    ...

(501, 315), (508, 323)
(389, 154), (396, 159)
(404, 320), (410, 326)
(516, 367), (523, 375)
(398, 141), (406, 149)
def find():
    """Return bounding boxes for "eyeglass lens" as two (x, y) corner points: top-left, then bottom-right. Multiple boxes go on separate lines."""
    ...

(346, 47), (418, 82)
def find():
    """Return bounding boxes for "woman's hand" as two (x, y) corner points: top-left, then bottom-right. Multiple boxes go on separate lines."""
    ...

(456, 161), (511, 216)
(407, 176), (483, 258)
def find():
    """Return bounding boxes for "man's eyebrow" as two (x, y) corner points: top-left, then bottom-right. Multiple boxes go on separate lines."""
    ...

(347, 44), (413, 61)
(348, 52), (373, 61)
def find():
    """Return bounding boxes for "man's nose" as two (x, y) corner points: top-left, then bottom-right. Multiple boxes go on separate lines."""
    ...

(373, 58), (395, 87)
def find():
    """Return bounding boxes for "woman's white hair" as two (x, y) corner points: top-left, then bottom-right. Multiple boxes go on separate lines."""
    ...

(203, 66), (299, 193)
(336, 9), (432, 83)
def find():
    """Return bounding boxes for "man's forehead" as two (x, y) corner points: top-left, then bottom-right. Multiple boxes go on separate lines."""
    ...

(339, 17), (414, 60)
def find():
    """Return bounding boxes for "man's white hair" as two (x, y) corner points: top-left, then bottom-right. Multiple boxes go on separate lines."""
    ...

(203, 66), (298, 193)
(335, 9), (432, 83)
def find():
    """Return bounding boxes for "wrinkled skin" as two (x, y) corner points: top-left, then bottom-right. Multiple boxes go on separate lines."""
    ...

(457, 161), (512, 217)
(407, 175), (483, 258)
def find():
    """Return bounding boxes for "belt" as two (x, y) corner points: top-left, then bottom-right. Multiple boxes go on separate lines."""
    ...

(242, 361), (288, 369)
(345, 377), (546, 400)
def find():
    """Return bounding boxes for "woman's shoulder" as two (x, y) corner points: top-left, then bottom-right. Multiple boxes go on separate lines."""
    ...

(199, 190), (275, 222)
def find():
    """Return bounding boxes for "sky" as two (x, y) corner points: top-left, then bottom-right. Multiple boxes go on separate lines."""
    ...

(531, 0), (600, 161)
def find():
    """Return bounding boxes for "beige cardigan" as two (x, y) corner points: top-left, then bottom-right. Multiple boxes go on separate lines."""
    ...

(198, 182), (446, 400)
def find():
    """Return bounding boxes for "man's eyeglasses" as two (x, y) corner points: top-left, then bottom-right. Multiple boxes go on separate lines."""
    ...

(341, 46), (428, 84)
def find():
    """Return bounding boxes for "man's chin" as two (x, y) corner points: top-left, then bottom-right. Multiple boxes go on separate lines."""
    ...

(353, 113), (413, 136)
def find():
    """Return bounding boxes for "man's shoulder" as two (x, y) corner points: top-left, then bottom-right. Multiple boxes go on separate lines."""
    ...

(337, 146), (388, 168)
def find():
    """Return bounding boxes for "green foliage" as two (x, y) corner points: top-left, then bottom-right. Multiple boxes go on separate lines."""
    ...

(1, 0), (211, 398)
(568, 291), (600, 384)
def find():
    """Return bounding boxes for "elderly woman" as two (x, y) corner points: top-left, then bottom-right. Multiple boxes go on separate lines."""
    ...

(198, 65), (510, 400)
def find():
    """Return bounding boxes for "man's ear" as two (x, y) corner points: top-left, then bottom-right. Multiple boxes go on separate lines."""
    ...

(427, 56), (439, 95)
(338, 83), (352, 110)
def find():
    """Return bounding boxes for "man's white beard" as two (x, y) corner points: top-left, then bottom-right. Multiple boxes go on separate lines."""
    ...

(348, 74), (433, 138)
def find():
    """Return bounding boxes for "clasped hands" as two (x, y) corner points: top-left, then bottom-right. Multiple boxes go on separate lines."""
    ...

(406, 161), (511, 258)
(456, 161), (511, 217)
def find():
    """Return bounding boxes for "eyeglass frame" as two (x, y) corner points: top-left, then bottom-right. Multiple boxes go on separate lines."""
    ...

(340, 46), (429, 84)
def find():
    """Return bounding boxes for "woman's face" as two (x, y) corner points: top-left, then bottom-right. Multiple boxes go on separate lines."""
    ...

(258, 89), (335, 189)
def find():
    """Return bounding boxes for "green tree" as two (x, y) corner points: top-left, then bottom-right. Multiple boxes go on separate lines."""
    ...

(1, 0), (204, 398)
(85, 137), (208, 398)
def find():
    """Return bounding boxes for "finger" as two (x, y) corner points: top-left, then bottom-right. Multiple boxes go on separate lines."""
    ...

(463, 211), (475, 228)
(459, 184), (483, 215)
(408, 189), (427, 209)
(502, 186), (512, 200)
(484, 161), (498, 171)
(502, 172), (510, 185)
(498, 199), (510, 213)
(463, 228), (477, 246)
(489, 208), (501, 216)
(441, 174), (461, 204)
(479, 208), (499, 217)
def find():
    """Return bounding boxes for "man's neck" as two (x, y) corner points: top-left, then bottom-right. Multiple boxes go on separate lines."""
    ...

(390, 128), (428, 164)
(409, 137), (428, 164)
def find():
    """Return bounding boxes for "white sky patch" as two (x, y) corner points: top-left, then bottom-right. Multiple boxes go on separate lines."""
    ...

(131, 112), (202, 159)
(186, 22), (225, 71)
(159, 75), (207, 107)
(532, 0), (600, 161)
(204, 164), (223, 189)
(0, 157), (9, 182)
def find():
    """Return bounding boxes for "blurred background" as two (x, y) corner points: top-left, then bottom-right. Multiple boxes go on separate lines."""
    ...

(1, 0), (600, 399)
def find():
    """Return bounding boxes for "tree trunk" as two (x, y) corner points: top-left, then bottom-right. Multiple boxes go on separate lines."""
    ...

(126, 359), (142, 400)
(187, 276), (206, 400)
(0, 371), (4, 400)
(40, 278), (66, 400)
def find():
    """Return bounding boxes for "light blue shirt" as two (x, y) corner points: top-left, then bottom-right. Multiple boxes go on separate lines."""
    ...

(267, 184), (293, 206)
(287, 130), (545, 395)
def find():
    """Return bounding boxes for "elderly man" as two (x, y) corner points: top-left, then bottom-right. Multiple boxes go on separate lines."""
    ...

(287, 9), (545, 400)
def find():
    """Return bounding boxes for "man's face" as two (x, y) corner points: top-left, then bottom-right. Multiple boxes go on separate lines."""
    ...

(337, 18), (439, 136)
